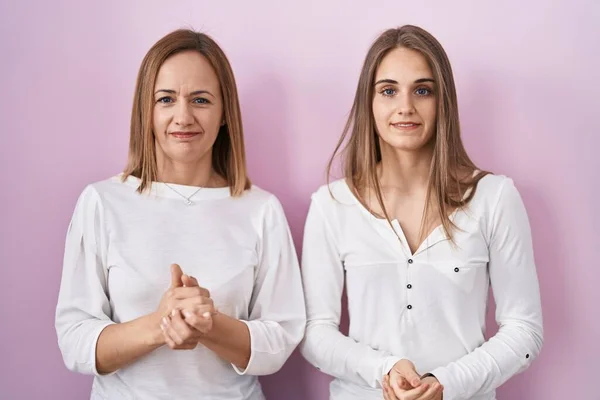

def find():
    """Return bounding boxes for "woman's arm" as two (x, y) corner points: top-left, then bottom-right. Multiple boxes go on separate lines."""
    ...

(197, 313), (251, 369)
(94, 314), (164, 374)
(428, 178), (544, 400)
(55, 186), (188, 375)
(299, 196), (403, 388)
(97, 266), (213, 373)
(55, 185), (160, 376)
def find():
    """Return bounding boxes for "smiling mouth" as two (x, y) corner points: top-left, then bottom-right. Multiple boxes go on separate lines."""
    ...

(391, 123), (421, 130)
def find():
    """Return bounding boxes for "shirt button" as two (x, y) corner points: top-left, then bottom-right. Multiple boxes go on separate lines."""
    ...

(454, 267), (460, 272)
(408, 259), (414, 264)
(407, 305), (413, 310)
(407, 284), (412, 289)
(526, 354), (530, 359)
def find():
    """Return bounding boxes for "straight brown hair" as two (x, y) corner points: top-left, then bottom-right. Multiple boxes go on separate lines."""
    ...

(123, 29), (251, 196)
(328, 25), (489, 242)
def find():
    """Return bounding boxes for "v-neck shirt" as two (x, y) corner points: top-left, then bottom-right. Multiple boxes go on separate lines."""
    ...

(299, 174), (543, 400)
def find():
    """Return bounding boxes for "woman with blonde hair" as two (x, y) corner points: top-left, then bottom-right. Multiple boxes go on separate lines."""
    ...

(300, 25), (543, 400)
(55, 29), (305, 400)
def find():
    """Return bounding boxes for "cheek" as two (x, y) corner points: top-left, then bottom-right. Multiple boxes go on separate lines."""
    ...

(422, 101), (437, 124)
(372, 100), (390, 128)
(152, 108), (169, 134)
(422, 103), (437, 138)
(195, 108), (223, 131)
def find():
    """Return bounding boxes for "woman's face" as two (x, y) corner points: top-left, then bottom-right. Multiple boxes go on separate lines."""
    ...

(372, 47), (437, 153)
(152, 50), (224, 166)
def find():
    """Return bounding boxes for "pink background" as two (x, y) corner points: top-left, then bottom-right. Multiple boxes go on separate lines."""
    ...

(1, 1), (598, 399)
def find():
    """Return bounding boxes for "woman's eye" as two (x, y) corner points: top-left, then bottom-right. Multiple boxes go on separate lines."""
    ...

(193, 98), (209, 104)
(157, 97), (173, 104)
(381, 88), (396, 96)
(415, 88), (432, 96)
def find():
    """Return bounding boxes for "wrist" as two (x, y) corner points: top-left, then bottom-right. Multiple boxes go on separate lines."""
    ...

(198, 311), (224, 342)
(421, 372), (437, 380)
(384, 357), (403, 377)
(421, 373), (442, 399)
(145, 312), (166, 347)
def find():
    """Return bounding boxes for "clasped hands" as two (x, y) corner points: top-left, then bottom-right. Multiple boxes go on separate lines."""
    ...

(382, 359), (443, 400)
(155, 263), (217, 350)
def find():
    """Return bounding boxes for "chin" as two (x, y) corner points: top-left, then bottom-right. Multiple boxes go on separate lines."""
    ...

(168, 147), (210, 163)
(381, 136), (430, 152)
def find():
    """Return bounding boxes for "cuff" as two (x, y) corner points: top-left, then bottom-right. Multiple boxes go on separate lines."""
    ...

(232, 319), (286, 376)
(90, 321), (117, 376)
(231, 319), (254, 375)
(430, 366), (460, 400)
(378, 356), (403, 387)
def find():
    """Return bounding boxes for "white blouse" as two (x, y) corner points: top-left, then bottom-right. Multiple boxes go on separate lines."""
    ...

(55, 175), (306, 400)
(299, 174), (543, 400)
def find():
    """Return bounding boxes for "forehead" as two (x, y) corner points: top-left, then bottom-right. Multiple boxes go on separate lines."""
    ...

(375, 47), (433, 82)
(154, 50), (219, 89)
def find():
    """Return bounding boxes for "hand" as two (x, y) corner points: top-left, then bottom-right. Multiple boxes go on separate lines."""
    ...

(421, 377), (443, 400)
(161, 308), (206, 350)
(382, 360), (443, 400)
(178, 274), (217, 335)
(156, 264), (214, 349)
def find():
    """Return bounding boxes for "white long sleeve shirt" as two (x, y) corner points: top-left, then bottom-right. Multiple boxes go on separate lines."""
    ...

(55, 175), (306, 400)
(299, 175), (543, 400)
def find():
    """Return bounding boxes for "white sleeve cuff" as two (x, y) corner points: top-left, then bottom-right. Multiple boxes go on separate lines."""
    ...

(381, 356), (403, 383)
(232, 319), (288, 376)
(430, 366), (461, 400)
(69, 320), (116, 376)
(91, 321), (117, 376)
(231, 320), (255, 375)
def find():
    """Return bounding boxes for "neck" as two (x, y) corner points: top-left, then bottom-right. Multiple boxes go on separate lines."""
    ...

(377, 142), (434, 194)
(156, 152), (215, 187)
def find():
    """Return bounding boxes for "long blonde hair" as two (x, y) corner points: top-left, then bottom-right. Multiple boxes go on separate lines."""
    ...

(328, 25), (489, 241)
(123, 29), (251, 196)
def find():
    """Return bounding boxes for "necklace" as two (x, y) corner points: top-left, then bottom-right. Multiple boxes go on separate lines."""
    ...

(163, 183), (203, 205)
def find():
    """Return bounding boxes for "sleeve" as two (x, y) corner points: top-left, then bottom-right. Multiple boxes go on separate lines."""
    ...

(233, 195), (306, 376)
(430, 178), (544, 399)
(55, 185), (115, 375)
(299, 196), (402, 388)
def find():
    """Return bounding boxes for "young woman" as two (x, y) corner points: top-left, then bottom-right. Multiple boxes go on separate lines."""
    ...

(300, 25), (543, 400)
(55, 29), (306, 400)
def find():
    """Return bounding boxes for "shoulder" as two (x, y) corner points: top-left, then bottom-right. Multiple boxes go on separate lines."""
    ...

(70, 174), (139, 217)
(470, 173), (518, 209)
(73, 175), (120, 207)
(67, 176), (124, 233)
(470, 173), (528, 227)
(311, 179), (358, 208)
(238, 186), (290, 226)
(240, 185), (281, 210)
(85, 174), (134, 199)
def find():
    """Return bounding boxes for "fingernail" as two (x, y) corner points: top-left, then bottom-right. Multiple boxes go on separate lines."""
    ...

(162, 317), (169, 325)
(202, 312), (211, 318)
(171, 309), (177, 316)
(182, 310), (192, 318)
(160, 323), (166, 331)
